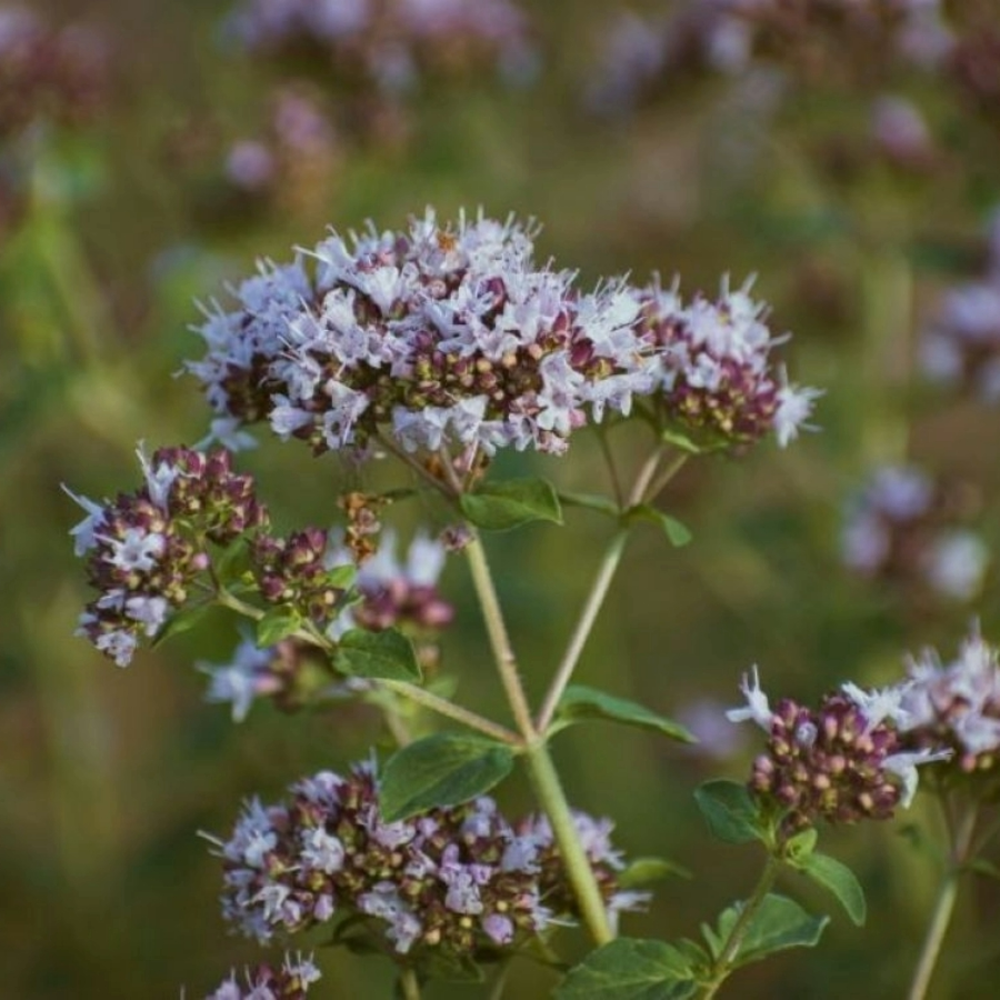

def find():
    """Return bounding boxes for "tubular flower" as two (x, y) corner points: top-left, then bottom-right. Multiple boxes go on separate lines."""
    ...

(208, 761), (643, 959)
(728, 669), (947, 833)
(201, 953), (321, 1000)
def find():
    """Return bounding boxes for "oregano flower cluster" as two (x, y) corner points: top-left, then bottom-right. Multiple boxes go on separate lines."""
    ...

(68, 446), (358, 667)
(898, 628), (1000, 778)
(728, 668), (946, 835)
(209, 760), (645, 959)
(187, 210), (817, 464)
(201, 953), (321, 1000)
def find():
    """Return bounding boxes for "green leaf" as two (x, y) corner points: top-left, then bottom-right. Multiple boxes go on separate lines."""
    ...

(794, 852), (867, 926)
(555, 938), (699, 1000)
(417, 950), (486, 983)
(459, 477), (562, 531)
(694, 780), (761, 845)
(619, 856), (692, 889)
(334, 628), (422, 682)
(214, 537), (252, 586)
(784, 828), (818, 863)
(150, 602), (213, 648)
(703, 894), (828, 968)
(625, 504), (693, 547)
(380, 734), (515, 822)
(965, 858), (1000, 881)
(324, 563), (357, 590)
(660, 428), (703, 454)
(555, 685), (696, 743)
(558, 491), (621, 519)
(255, 607), (302, 647)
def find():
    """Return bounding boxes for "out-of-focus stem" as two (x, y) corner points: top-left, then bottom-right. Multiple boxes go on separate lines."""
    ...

(907, 803), (979, 1000)
(212, 588), (516, 743)
(399, 968), (422, 1000)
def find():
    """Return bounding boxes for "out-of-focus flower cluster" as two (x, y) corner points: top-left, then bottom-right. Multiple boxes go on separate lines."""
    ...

(198, 531), (454, 721)
(898, 628), (1000, 779)
(187, 210), (817, 469)
(587, 0), (951, 115)
(226, 0), (535, 100)
(210, 760), (645, 959)
(201, 953), (321, 1000)
(728, 667), (946, 835)
(921, 208), (1000, 403)
(0, 5), (111, 141)
(223, 86), (341, 219)
(841, 464), (988, 603)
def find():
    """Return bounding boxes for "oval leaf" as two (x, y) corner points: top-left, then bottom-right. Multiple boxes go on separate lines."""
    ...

(705, 894), (829, 968)
(151, 602), (213, 648)
(558, 491), (621, 519)
(795, 851), (866, 926)
(334, 628), (422, 682)
(693, 780), (761, 845)
(619, 856), (692, 889)
(625, 505), (692, 547)
(380, 734), (515, 822)
(459, 477), (562, 531)
(556, 685), (695, 743)
(255, 607), (302, 647)
(555, 938), (699, 1000)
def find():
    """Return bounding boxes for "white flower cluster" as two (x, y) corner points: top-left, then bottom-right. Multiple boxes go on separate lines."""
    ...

(900, 629), (1000, 769)
(188, 210), (817, 463)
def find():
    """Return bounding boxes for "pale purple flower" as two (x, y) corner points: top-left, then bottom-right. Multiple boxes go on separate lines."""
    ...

(726, 665), (773, 729)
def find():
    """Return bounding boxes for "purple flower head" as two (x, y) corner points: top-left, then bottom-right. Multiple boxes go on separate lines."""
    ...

(729, 669), (944, 833)
(211, 762), (642, 960)
(69, 445), (269, 667)
(188, 212), (818, 473)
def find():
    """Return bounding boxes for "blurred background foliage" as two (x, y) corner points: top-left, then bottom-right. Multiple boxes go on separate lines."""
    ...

(3, 0), (1000, 996)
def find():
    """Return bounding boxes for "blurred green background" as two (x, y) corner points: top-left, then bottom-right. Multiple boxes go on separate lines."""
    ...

(4, 0), (1000, 996)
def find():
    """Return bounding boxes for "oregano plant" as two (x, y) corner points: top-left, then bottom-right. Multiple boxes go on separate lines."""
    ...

(64, 209), (997, 1000)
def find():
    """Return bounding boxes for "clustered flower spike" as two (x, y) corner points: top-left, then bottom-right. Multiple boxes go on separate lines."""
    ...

(841, 463), (989, 602)
(897, 627), (1000, 777)
(727, 668), (946, 834)
(68, 446), (269, 667)
(187, 210), (818, 465)
(209, 760), (644, 958)
(201, 952), (321, 1000)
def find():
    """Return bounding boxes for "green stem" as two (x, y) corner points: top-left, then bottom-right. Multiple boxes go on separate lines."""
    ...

(463, 534), (614, 945)
(535, 530), (628, 734)
(524, 739), (614, 945)
(907, 803), (979, 1000)
(535, 448), (688, 734)
(213, 589), (517, 744)
(699, 856), (782, 1000)
(378, 679), (521, 746)
(399, 967), (422, 1000)
(464, 534), (537, 739)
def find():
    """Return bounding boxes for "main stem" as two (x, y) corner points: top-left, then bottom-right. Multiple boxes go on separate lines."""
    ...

(907, 803), (979, 1000)
(463, 533), (614, 945)
(699, 856), (781, 1000)
(399, 967), (422, 1000)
